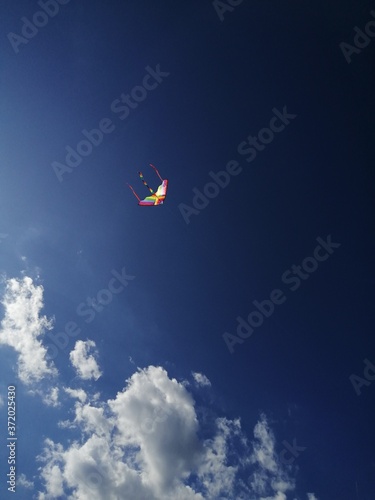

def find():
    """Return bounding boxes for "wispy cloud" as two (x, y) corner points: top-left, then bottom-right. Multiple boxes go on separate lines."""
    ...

(0, 277), (57, 384)
(249, 413), (295, 499)
(64, 387), (88, 403)
(17, 473), (34, 490)
(43, 386), (60, 407)
(192, 372), (211, 387)
(70, 340), (102, 381)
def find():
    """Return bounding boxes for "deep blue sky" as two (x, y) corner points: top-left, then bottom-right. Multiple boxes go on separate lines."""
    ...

(1, 1), (375, 499)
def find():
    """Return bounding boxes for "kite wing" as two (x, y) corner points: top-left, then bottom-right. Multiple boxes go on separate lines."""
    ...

(127, 164), (168, 206)
(155, 179), (168, 198)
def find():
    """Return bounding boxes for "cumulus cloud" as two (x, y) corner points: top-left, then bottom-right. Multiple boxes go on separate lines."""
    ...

(192, 372), (211, 387)
(0, 277), (57, 384)
(37, 366), (243, 499)
(109, 366), (202, 496)
(36, 366), (318, 500)
(70, 340), (102, 381)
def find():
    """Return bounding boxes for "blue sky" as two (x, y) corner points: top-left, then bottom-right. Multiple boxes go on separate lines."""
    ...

(1, 1), (375, 499)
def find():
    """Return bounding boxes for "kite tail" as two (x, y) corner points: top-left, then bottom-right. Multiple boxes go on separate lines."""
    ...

(149, 163), (163, 181)
(138, 172), (155, 194)
(127, 183), (141, 202)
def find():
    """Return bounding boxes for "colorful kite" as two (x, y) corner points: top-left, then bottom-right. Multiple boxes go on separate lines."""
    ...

(127, 164), (168, 206)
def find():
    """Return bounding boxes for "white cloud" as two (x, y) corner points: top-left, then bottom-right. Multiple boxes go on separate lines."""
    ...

(197, 417), (247, 498)
(307, 494), (319, 500)
(38, 439), (65, 499)
(37, 366), (243, 499)
(0, 277), (57, 384)
(43, 386), (60, 407)
(17, 473), (34, 489)
(70, 340), (102, 381)
(248, 414), (295, 500)
(64, 387), (88, 403)
(37, 366), (318, 500)
(108, 366), (203, 496)
(192, 372), (211, 387)
(0, 395), (4, 407)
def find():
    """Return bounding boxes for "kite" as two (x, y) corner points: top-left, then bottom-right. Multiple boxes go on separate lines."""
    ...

(127, 164), (168, 206)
